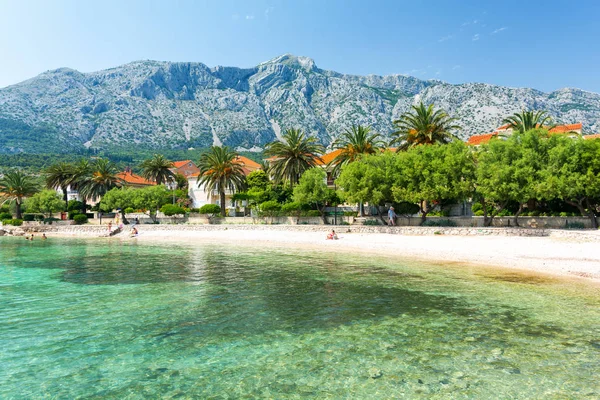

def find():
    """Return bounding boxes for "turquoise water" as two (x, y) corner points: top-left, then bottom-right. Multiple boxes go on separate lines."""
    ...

(0, 237), (599, 399)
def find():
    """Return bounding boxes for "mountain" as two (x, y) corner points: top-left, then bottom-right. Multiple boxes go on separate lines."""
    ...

(0, 54), (599, 154)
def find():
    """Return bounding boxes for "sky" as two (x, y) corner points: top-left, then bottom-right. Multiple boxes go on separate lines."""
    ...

(1, 0), (599, 92)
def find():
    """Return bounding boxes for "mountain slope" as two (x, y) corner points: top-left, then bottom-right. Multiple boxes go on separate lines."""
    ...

(0, 54), (599, 154)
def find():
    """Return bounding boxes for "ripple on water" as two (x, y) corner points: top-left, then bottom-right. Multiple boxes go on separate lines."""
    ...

(0, 237), (599, 398)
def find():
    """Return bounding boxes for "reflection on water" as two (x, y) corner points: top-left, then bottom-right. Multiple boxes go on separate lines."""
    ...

(0, 237), (598, 398)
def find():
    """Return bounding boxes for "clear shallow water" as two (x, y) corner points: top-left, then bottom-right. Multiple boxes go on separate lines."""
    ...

(0, 238), (599, 399)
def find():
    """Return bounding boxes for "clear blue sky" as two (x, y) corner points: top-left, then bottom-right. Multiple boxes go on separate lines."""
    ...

(1, 0), (599, 92)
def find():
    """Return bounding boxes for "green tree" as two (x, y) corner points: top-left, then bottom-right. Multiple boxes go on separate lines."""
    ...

(132, 185), (170, 222)
(140, 154), (175, 185)
(71, 159), (93, 213)
(391, 102), (460, 151)
(174, 173), (189, 190)
(502, 110), (552, 133)
(0, 171), (39, 219)
(78, 158), (123, 207)
(259, 200), (281, 223)
(475, 130), (549, 226)
(24, 189), (65, 217)
(101, 187), (135, 224)
(197, 146), (246, 216)
(539, 136), (600, 229)
(264, 128), (324, 185)
(293, 167), (338, 224)
(329, 125), (385, 177)
(45, 162), (75, 210)
(393, 141), (475, 224)
(336, 151), (399, 224)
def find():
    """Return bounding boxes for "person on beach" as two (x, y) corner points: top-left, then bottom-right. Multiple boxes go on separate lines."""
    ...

(108, 221), (112, 232)
(130, 226), (138, 237)
(326, 230), (338, 240)
(388, 206), (397, 226)
(42, 233), (47, 240)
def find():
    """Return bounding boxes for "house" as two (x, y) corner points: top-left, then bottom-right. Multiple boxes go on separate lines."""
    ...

(116, 168), (156, 188)
(467, 123), (583, 146)
(583, 133), (600, 140)
(175, 156), (262, 209)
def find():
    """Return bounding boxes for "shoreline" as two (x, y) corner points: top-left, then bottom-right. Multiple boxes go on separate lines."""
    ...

(28, 224), (600, 284)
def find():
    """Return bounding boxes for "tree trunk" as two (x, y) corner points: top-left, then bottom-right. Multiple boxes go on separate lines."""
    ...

(62, 187), (69, 211)
(420, 200), (429, 225)
(585, 198), (598, 229)
(376, 206), (387, 225)
(318, 203), (328, 225)
(513, 203), (524, 227)
(358, 202), (365, 217)
(81, 198), (88, 214)
(120, 209), (129, 225)
(15, 199), (22, 219)
(482, 197), (492, 227)
(220, 190), (226, 217)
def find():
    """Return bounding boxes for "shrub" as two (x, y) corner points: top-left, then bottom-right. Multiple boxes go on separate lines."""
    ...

(23, 214), (36, 221)
(343, 211), (356, 217)
(199, 204), (222, 215)
(124, 207), (134, 214)
(421, 219), (457, 227)
(364, 219), (380, 226)
(67, 200), (84, 212)
(160, 204), (186, 216)
(2, 219), (23, 226)
(302, 210), (321, 217)
(474, 210), (484, 217)
(189, 208), (200, 213)
(565, 221), (585, 230)
(68, 211), (80, 220)
(281, 202), (303, 215)
(559, 212), (569, 217)
(73, 214), (88, 225)
(471, 202), (483, 213)
(498, 209), (512, 217)
(395, 202), (420, 216)
(0, 212), (13, 220)
(260, 200), (281, 217)
(43, 217), (61, 224)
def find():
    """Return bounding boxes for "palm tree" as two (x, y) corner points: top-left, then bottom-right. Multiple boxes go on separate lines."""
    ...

(0, 171), (39, 219)
(78, 158), (123, 206)
(329, 125), (385, 176)
(45, 162), (76, 210)
(140, 154), (175, 185)
(264, 128), (324, 185)
(391, 102), (460, 151)
(502, 110), (553, 133)
(197, 146), (247, 217)
(329, 125), (385, 217)
(71, 159), (93, 213)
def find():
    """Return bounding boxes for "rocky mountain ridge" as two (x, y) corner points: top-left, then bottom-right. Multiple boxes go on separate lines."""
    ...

(0, 54), (598, 153)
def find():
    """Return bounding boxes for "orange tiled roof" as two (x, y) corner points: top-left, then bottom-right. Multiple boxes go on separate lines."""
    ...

(116, 171), (156, 186)
(496, 124), (511, 131)
(234, 156), (261, 170)
(467, 132), (499, 145)
(173, 160), (192, 168)
(583, 134), (600, 140)
(316, 149), (343, 165)
(548, 123), (582, 133)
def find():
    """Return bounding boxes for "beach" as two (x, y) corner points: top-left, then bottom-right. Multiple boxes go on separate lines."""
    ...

(112, 227), (600, 283)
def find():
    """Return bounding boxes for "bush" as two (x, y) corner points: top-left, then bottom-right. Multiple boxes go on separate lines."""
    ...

(124, 207), (134, 214)
(302, 210), (321, 217)
(67, 200), (84, 212)
(2, 219), (23, 226)
(199, 204), (222, 215)
(260, 200), (281, 217)
(43, 217), (61, 225)
(22, 214), (37, 221)
(395, 202), (420, 216)
(364, 219), (380, 226)
(421, 219), (457, 227)
(474, 210), (484, 217)
(68, 211), (80, 220)
(0, 212), (13, 220)
(73, 214), (88, 225)
(281, 202), (303, 215)
(565, 221), (585, 230)
(471, 202), (483, 213)
(343, 211), (356, 217)
(160, 204), (186, 216)
(559, 212), (569, 217)
(189, 208), (200, 213)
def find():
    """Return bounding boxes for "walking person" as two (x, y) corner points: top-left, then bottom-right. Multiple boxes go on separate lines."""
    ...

(388, 206), (397, 226)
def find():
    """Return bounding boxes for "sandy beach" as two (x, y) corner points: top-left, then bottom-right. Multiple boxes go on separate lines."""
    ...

(96, 227), (600, 283)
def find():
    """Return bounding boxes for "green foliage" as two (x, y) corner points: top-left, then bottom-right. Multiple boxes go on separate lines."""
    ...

(245, 170), (270, 191)
(259, 200), (282, 217)
(67, 200), (84, 212)
(281, 201), (304, 215)
(0, 170), (39, 219)
(160, 204), (185, 216)
(394, 202), (420, 216)
(140, 154), (175, 185)
(2, 219), (23, 226)
(131, 185), (171, 221)
(24, 189), (65, 217)
(0, 212), (12, 220)
(303, 210), (321, 217)
(502, 110), (552, 133)
(124, 207), (135, 214)
(43, 217), (61, 224)
(73, 214), (88, 224)
(391, 102), (460, 150)
(363, 219), (381, 226)
(199, 204), (221, 216)
(421, 219), (457, 227)
(264, 128), (324, 185)
(78, 158), (122, 202)
(0, 118), (77, 154)
(293, 168), (338, 222)
(329, 125), (385, 176)
(100, 187), (135, 213)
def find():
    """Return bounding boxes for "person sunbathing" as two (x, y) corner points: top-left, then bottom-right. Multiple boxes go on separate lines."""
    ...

(326, 230), (338, 240)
